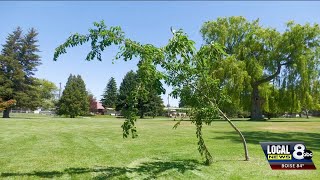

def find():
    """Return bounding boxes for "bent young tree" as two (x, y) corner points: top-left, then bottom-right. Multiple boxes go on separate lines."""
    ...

(53, 21), (249, 164)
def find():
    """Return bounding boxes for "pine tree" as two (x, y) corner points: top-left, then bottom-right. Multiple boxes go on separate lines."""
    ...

(116, 70), (164, 118)
(147, 90), (165, 117)
(0, 27), (42, 118)
(101, 77), (118, 108)
(57, 74), (89, 118)
(20, 28), (41, 77)
(116, 71), (137, 111)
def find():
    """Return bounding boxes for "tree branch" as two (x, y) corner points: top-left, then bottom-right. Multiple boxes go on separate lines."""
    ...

(253, 53), (294, 86)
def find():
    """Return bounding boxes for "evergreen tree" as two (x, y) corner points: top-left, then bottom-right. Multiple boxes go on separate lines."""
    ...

(57, 74), (89, 118)
(116, 71), (137, 112)
(0, 27), (42, 118)
(147, 90), (165, 117)
(101, 77), (118, 108)
(116, 69), (165, 118)
(137, 88), (165, 118)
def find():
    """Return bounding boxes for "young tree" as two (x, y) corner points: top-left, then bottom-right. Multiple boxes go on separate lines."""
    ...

(57, 74), (89, 118)
(0, 27), (42, 118)
(101, 77), (118, 108)
(53, 20), (249, 165)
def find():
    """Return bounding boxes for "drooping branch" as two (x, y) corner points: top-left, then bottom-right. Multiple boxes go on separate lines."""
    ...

(194, 81), (250, 161)
(54, 21), (251, 165)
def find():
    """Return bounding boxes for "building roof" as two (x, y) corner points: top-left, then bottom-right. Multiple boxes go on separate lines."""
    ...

(96, 102), (105, 110)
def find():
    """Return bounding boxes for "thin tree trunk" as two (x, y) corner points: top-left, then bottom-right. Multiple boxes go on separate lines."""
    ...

(2, 107), (11, 118)
(206, 96), (249, 161)
(191, 78), (250, 161)
(217, 107), (250, 161)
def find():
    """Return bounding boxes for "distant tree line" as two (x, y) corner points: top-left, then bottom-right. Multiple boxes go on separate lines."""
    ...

(55, 70), (164, 118)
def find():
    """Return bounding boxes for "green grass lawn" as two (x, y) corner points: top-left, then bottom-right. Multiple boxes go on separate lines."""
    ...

(0, 114), (319, 179)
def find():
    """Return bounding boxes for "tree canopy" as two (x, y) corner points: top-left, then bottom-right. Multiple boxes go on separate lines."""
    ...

(200, 16), (320, 119)
(37, 79), (58, 110)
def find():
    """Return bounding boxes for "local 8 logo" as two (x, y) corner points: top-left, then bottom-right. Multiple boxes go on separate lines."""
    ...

(292, 143), (313, 160)
(260, 142), (316, 170)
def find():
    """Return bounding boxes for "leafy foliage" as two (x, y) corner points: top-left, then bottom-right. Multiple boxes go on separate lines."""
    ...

(201, 16), (320, 119)
(36, 79), (58, 110)
(0, 99), (16, 111)
(53, 20), (252, 164)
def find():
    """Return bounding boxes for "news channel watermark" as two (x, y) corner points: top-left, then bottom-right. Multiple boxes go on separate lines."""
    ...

(260, 142), (316, 170)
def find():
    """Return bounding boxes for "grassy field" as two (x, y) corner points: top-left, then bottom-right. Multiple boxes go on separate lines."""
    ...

(0, 114), (319, 179)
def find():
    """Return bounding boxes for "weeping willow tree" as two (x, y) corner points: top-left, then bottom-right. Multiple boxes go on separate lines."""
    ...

(53, 21), (249, 165)
(201, 16), (320, 120)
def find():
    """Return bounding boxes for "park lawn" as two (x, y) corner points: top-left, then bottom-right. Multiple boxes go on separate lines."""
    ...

(0, 114), (319, 179)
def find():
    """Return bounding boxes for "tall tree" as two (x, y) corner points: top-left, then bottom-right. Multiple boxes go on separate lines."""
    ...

(101, 77), (118, 108)
(135, 58), (165, 118)
(116, 71), (138, 112)
(137, 90), (164, 118)
(200, 16), (320, 120)
(57, 74), (89, 118)
(116, 68), (164, 119)
(0, 27), (42, 118)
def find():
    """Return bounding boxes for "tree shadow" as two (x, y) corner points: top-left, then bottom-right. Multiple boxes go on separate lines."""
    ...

(213, 131), (320, 151)
(171, 119), (317, 123)
(0, 159), (201, 179)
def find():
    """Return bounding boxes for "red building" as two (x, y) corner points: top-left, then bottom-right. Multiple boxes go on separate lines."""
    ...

(90, 101), (105, 114)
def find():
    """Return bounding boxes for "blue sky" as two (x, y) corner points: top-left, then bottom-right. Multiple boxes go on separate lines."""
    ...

(1, 1), (319, 106)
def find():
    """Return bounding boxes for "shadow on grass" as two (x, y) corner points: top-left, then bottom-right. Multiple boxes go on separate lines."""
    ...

(171, 119), (317, 123)
(213, 131), (320, 151)
(0, 159), (201, 179)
